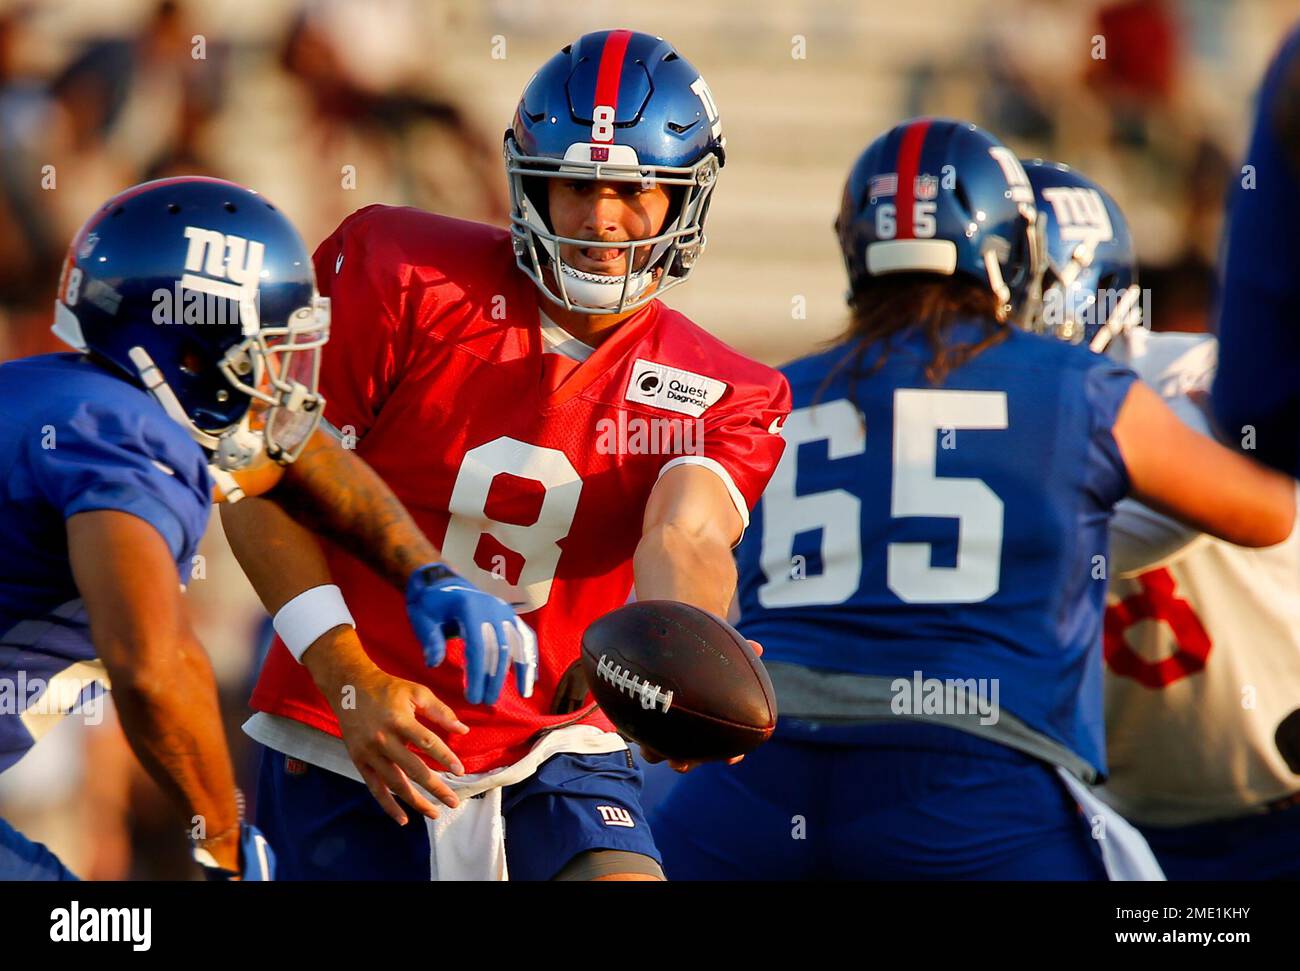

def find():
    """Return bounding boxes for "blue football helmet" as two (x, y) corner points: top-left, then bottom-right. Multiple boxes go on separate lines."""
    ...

(505, 29), (725, 314)
(1023, 159), (1142, 351)
(52, 177), (328, 479)
(835, 117), (1045, 324)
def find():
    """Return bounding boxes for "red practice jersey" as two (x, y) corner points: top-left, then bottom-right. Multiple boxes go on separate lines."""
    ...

(250, 206), (791, 772)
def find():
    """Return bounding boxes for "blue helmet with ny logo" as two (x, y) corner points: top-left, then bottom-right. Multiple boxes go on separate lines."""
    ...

(1023, 159), (1142, 351)
(52, 177), (329, 478)
(835, 117), (1045, 324)
(505, 29), (725, 314)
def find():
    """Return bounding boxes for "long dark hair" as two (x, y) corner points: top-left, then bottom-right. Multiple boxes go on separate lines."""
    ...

(817, 273), (1009, 407)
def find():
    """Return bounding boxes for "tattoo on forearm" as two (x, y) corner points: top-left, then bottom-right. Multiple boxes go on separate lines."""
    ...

(276, 437), (437, 589)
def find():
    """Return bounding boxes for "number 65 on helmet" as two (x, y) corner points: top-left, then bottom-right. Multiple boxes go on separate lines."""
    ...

(834, 117), (1046, 326)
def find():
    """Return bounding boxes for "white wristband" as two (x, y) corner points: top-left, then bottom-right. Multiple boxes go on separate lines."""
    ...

(273, 584), (356, 663)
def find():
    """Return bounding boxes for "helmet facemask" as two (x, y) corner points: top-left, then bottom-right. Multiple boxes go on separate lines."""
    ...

(1033, 236), (1142, 351)
(980, 199), (1047, 329)
(505, 134), (720, 315)
(127, 293), (329, 473)
(216, 295), (330, 465)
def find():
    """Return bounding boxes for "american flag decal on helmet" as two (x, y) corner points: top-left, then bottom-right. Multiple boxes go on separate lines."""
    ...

(869, 173), (898, 201)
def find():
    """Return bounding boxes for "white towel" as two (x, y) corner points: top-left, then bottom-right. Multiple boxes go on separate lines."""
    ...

(244, 712), (627, 880)
(1056, 767), (1166, 881)
(425, 785), (509, 880)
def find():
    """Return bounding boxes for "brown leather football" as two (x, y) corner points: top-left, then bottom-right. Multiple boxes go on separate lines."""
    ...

(580, 600), (777, 762)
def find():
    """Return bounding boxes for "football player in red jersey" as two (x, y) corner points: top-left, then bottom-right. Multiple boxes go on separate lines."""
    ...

(221, 29), (790, 881)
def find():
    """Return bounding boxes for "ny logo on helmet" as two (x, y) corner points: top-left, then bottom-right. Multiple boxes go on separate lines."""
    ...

(689, 76), (721, 138)
(1041, 187), (1114, 246)
(988, 147), (1035, 206)
(181, 226), (265, 331)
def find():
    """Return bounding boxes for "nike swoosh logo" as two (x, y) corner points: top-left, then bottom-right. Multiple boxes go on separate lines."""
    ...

(768, 416), (785, 435)
(335, 252), (344, 273)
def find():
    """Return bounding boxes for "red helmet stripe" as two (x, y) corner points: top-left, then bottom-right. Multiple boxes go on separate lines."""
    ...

(894, 119), (931, 239)
(592, 29), (634, 140)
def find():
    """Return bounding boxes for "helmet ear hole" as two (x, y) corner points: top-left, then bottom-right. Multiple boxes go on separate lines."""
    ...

(661, 185), (687, 229)
(1007, 233), (1032, 289)
(667, 187), (707, 277)
(520, 175), (556, 263)
(950, 177), (974, 220)
(521, 175), (552, 228)
(178, 347), (206, 377)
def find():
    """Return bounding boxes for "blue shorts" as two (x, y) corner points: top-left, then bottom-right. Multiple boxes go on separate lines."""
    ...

(0, 816), (78, 881)
(1137, 799), (1300, 880)
(255, 745), (661, 880)
(649, 721), (1107, 880)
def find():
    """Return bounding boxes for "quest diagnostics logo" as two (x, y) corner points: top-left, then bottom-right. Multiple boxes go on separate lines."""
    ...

(624, 358), (727, 417)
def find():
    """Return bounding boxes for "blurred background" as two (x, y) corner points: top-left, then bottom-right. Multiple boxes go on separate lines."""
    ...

(0, 0), (1295, 878)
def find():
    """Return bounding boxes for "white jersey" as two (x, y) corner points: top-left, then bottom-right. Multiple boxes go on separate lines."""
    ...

(1097, 328), (1300, 827)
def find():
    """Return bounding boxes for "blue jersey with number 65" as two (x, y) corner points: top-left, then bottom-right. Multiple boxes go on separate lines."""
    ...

(735, 321), (1137, 779)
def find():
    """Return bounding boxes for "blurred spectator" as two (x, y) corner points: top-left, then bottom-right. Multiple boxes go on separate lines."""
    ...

(276, 7), (509, 230)
(0, 0), (507, 360)
(55, 1), (227, 172)
(0, 4), (54, 334)
(1086, 0), (1180, 148)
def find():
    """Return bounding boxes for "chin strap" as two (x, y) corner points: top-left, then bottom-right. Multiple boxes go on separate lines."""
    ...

(209, 466), (245, 503)
(1088, 284), (1144, 353)
(128, 346), (220, 450)
(983, 250), (1013, 322)
(128, 346), (268, 484)
(556, 262), (658, 310)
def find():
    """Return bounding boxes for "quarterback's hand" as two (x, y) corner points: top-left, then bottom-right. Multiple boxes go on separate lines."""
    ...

(304, 626), (469, 825)
(640, 640), (763, 774)
(406, 563), (538, 705)
(640, 746), (748, 774)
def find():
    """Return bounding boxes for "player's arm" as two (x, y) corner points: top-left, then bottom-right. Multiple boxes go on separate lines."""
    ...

(1113, 381), (1297, 548)
(633, 463), (743, 617)
(1109, 498), (1209, 576)
(258, 426), (439, 590)
(222, 427), (538, 822)
(630, 366), (789, 635)
(220, 456), (470, 825)
(67, 509), (244, 874)
(1108, 386), (1213, 575)
(633, 464), (756, 771)
(229, 426), (536, 706)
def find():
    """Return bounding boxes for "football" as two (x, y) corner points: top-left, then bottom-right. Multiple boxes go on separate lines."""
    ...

(580, 600), (777, 762)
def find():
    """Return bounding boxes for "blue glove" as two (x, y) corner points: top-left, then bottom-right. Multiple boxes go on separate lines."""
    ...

(193, 822), (276, 881)
(406, 563), (538, 705)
